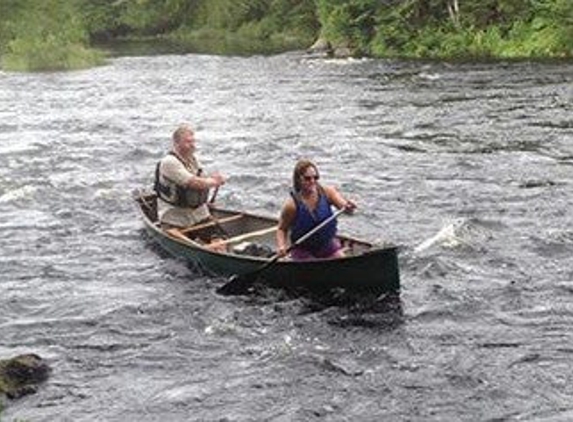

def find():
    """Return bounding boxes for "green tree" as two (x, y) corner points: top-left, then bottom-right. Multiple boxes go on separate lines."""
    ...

(316, 0), (379, 54)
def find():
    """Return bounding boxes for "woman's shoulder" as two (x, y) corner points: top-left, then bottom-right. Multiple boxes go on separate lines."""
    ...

(319, 184), (338, 199)
(282, 195), (297, 210)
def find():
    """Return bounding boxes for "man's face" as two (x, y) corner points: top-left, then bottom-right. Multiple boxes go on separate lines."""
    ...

(178, 130), (196, 155)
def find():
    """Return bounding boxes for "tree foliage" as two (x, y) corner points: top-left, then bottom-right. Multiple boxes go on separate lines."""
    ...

(0, 0), (571, 70)
(370, 0), (573, 58)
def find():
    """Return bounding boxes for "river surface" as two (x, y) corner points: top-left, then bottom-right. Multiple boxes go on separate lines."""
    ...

(1, 52), (572, 421)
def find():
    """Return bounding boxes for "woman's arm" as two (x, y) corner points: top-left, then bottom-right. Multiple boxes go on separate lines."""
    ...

(323, 185), (357, 214)
(276, 199), (296, 256)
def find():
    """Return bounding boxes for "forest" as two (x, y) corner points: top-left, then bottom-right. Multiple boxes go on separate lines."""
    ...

(0, 0), (571, 71)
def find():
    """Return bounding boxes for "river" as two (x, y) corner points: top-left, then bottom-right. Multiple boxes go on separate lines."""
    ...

(1, 52), (572, 421)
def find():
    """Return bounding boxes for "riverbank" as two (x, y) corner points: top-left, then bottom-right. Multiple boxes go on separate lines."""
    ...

(1, 1), (571, 71)
(3, 31), (571, 73)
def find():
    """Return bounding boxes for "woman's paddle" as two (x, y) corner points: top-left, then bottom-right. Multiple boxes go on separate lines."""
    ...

(216, 208), (346, 295)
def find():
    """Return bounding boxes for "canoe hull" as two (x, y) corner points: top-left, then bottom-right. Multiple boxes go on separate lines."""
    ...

(135, 192), (400, 294)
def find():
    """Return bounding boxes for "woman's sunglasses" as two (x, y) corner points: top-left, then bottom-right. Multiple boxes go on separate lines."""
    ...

(302, 175), (319, 182)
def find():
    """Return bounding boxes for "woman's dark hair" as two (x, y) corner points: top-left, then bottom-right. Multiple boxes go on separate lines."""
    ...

(292, 159), (320, 192)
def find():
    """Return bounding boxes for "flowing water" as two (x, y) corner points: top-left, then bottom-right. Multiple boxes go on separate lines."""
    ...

(0, 52), (572, 421)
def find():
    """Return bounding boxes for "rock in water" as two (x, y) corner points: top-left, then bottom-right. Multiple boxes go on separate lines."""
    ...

(0, 354), (50, 399)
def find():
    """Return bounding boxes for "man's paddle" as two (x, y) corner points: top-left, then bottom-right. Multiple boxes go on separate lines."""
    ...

(209, 185), (219, 204)
(216, 208), (346, 296)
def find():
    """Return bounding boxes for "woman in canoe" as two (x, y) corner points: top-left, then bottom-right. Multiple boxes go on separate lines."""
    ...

(276, 159), (357, 260)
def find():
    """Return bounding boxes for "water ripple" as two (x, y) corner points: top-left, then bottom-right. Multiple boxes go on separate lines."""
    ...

(1, 54), (572, 421)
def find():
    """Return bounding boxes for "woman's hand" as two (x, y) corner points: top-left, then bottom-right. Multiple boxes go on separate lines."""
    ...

(343, 199), (357, 214)
(276, 244), (289, 258)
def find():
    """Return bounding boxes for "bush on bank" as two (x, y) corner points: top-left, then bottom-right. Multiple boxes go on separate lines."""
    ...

(2, 37), (104, 72)
(0, 0), (104, 71)
(330, 0), (573, 58)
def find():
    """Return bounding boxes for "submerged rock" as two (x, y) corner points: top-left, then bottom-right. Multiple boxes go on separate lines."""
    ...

(0, 354), (50, 399)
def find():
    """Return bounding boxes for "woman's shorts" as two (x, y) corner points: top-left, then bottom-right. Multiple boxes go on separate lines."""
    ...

(290, 239), (342, 261)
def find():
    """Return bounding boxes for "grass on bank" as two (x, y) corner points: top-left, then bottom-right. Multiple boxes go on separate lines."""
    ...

(1, 36), (105, 72)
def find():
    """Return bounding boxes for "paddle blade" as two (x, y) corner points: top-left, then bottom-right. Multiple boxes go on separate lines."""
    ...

(217, 254), (281, 295)
(216, 273), (254, 296)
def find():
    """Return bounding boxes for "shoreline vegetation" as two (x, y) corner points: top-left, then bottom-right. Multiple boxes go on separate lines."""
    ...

(0, 0), (571, 69)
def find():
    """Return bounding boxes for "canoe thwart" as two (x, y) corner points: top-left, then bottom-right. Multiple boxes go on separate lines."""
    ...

(212, 226), (277, 247)
(168, 225), (276, 254)
(166, 228), (198, 245)
(180, 214), (244, 234)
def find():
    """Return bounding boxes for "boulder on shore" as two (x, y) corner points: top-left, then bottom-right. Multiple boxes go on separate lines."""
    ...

(307, 37), (333, 57)
(0, 354), (50, 399)
(307, 37), (359, 58)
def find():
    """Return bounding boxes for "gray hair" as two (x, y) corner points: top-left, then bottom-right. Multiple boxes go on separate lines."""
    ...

(172, 124), (193, 143)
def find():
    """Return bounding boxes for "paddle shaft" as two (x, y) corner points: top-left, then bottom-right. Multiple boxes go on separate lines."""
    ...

(209, 185), (219, 204)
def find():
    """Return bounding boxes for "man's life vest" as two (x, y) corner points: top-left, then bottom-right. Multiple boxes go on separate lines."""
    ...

(154, 152), (209, 208)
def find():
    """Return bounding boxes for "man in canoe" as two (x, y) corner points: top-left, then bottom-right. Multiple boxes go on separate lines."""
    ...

(154, 124), (226, 228)
(276, 159), (357, 260)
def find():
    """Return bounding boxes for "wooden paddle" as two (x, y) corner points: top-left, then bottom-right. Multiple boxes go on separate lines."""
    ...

(209, 185), (219, 204)
(207, 185), (231, 238)
(216, 208), (345, 295)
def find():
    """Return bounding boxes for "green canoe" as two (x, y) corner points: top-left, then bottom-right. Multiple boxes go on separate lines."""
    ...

(135, 192), (400, 294)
